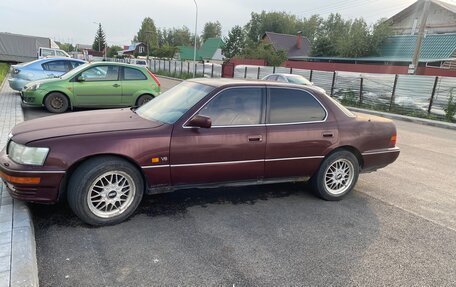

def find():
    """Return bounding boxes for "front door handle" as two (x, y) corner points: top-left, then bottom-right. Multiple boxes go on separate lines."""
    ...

(248, 135), (263, 142)
(113, 84), (120, 88)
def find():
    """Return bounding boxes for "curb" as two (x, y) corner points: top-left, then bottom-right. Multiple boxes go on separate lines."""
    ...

(348, 107), (456, 131)
(0, 73), (39, 287)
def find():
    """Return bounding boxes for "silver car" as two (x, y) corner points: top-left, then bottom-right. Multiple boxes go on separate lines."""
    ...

(262, 73), (327, 94)
(8, 57), (85, 91)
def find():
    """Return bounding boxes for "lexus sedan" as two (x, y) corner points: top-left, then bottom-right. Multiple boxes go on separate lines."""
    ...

(20, 62), (161, 113)
(8, 58), (85, 91)
(0, 79), (400, 226)
(263, 73), (327, 94)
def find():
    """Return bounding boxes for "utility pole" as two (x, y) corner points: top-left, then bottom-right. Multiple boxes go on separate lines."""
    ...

(145, 31), (153, 63)
(411, 0), (431, 74)
(192, 0), (198, 77)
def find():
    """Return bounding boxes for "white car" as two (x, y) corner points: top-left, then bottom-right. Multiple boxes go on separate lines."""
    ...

(130, 59), (148, 67)
(263, 73), (327, 94)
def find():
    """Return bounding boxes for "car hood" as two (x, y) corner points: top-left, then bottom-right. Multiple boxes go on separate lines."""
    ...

(11, 108), (164, 144)
(23, 78), (60, 89)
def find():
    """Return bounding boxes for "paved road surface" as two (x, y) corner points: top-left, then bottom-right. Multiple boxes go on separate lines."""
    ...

(19, 77), (456, 286)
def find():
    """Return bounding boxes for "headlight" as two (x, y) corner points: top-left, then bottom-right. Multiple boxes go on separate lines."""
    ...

(27, 83), (40, 91)
(7, 141), (49, 165)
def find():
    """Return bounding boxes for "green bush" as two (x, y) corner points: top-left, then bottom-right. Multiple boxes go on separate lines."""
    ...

(154, 69), (204, 80)
(0, 63), (9, 85)
(443, 88), (456, 123)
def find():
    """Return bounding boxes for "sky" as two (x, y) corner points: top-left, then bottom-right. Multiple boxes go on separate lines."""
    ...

(1, 0), (455, 46)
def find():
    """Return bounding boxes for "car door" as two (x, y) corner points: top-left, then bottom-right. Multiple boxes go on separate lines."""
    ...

(265, 87), (338, 179)
(121, 66), (148, 105)
(170, 86), (267, 185)
(73, 65), (122, 106)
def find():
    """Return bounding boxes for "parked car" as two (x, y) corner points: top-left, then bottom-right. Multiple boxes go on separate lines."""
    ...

(37, 47), (70, 58)
(263, 73), (327, 94)
(130, 59), (148, 67)
(1, 79), (400, 225)
(8, 58), (86, 91)
(20, 62), (161, 113)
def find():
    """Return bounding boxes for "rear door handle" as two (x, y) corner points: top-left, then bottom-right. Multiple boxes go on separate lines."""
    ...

(113, 84), (120, 88)
(248, 135), (263, 142)
(322, 132), (334, 138)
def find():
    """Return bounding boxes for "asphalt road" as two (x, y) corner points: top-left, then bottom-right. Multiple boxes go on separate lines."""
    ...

(20, 78), (456, 286)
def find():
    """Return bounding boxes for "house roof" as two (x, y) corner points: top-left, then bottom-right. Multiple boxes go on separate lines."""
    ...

(178, 46), (199, 60)
(389, 0), (456, 23)
(262, 32), (311, 58)
(122, 42), (144, 53)
(289, 33), (456, 63)
(199, 38), (223, 59)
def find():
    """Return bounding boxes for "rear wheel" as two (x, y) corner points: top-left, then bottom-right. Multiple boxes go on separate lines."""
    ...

(67, 156), (144, 226)
(44, 92), (69, 113)
(310, 150), (359, 201)
(136, 94), (154, 106)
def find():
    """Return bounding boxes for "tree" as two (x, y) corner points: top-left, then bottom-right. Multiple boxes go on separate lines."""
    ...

(222, 25), (246, 59)
(295, 15), (322, 42)
(241, 43), (287, 66)
(202, 21), (222, 42)
(134, 17), (158, 50)
(245, 11), (298, 43)
(107, 45), (122, 58)
(58, 43), (74, 52)
(369, 18), (393, 55)
(92, 23), (106, 52)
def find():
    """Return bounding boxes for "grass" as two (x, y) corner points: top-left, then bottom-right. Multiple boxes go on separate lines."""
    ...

(153, 69), (204, 80)
(0, 63), (9, 86)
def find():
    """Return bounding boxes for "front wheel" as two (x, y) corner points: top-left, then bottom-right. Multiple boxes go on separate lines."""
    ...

(44, 92), (69, 113)
(310, 150), (359, 201)
(67, 156), (144, 226)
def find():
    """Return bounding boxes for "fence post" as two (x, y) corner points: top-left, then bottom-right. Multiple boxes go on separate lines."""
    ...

(290, 67), (293, 74)
(273, 66), (276, 74)
(257, 67), (261, 79)
(330, 71), (336, 96)
(390, 74), (399, 111)
(244, 66), (248, 79)
(203, 63), (205, 76)
(187, 61), (190, 74)
(180, 61), (183, 76)
(169, 60), (171, 73)
(194, 63), (197, 77)
(211, 64), (214, 78)
(154, 59), (156, 72)
(359, 77), (364, 105)
(428, 76), (439, 114)
(309, 70), (313, 82)
(174, 61), (177, 75)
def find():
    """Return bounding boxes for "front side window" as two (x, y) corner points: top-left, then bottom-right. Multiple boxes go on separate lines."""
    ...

(81, 65), (119, 81)
(124, 67), (146, 80)
(56, 50), (68, 57)
(41, 49), (54, 57)
(268, 88), (326, 124)
(199, 87), (264, 126)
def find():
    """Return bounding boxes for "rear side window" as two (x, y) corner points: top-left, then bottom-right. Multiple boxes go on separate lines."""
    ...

(42, 60), (69, 72)
(268, 88), (326, 124)
(124, 67), (147, 80)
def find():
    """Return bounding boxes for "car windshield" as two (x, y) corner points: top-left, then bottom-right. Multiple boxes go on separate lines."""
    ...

(286, 75), (313, 86)
(136, 81), (215, 124)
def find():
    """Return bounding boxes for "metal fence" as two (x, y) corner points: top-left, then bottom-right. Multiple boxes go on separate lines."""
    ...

(102, 58), (455, 120)
(233, 65), (456, 120)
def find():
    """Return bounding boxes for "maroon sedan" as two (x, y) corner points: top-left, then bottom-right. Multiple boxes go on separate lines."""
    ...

(0, 79), (399, 225)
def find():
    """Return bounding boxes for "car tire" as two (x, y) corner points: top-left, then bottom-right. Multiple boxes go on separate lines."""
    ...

(310, 150), (359, 201)
(67, 156), (144, 226)
(44, 92), (69, 113)
(136, 94), (154, 106)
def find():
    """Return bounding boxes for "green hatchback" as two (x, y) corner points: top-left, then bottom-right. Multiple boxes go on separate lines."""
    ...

(21, 62), (161, 113)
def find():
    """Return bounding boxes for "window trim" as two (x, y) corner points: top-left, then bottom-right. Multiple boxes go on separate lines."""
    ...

(182, 86), (267, 129)
(266, 87), (328, 125)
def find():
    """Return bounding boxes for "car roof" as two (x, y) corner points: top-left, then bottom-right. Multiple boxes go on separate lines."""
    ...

(39, 57), (85, 63)
(86, 61), (145, 68)
(188, 77), (313, 90)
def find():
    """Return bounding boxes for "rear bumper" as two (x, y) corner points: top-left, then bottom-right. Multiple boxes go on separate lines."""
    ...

(361, 147), (400, 172)
(0, 148), (64, 203)
(8, 78), (28, 91)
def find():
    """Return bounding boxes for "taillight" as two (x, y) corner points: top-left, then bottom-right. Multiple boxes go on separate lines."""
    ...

(390, 134), (397, 146)
(146, 69), (160, 88)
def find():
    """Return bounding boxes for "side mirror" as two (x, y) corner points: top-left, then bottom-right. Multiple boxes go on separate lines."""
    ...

(187, 115), (212, 129)
(77, 75), (86, 82)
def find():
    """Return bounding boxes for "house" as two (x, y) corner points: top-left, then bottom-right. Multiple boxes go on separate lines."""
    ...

(0, 32), (59, 62)
(389, 0), (456, 35)
(119, 43), (147, 56)
(261, 31), (311, 59)
(176, 37), (224, 62)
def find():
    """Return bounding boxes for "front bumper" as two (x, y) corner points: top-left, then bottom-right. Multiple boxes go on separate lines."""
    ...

(20, 89), (46, 107)
(0, 147), (65, 203)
